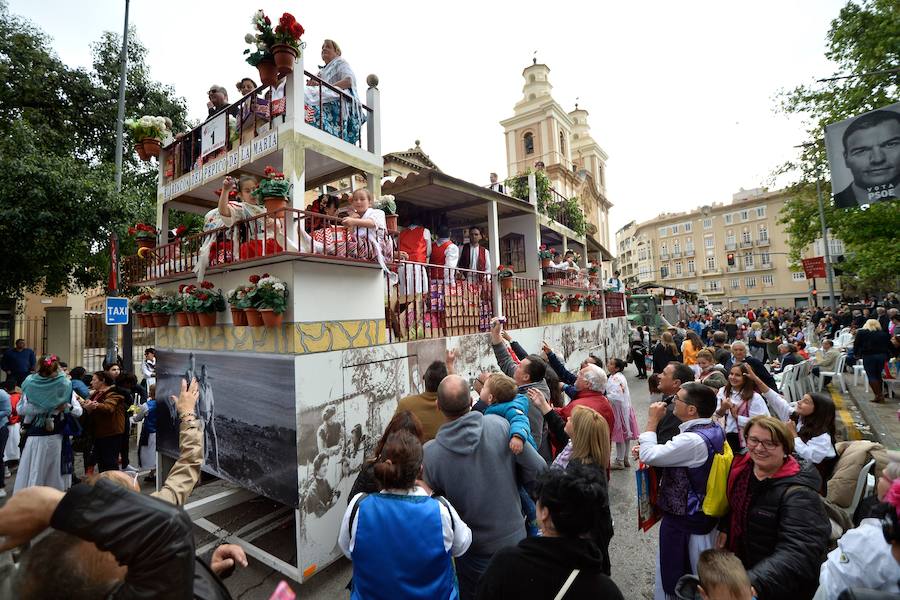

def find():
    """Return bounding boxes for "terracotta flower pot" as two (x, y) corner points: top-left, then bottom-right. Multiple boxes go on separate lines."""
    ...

(256, 58), (278, 86)
(142, 138), (161, 158)
(231, 308), (248, 326)
(197, 312), (217, 327)
(271, 44), (298, 75)
(545, 305), (559, 313)
(187, 312), (199, 326)
(500, 278), (514, 291)
(152, 312), (171, 327)
(137, 238), (156, 250)
(385, 214), (398, 231)
(568, 303), (581, 312)
(264, 197), (288, 214)
(541, 258), (552, 268)
(135, 143), (149, 161)
(176, 311), (190, 326)
(259, 309), (284, 328)
(137, 313), (149, 328)
(245, 308), (264, 327)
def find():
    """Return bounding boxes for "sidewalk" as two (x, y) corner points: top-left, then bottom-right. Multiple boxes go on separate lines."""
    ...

(844, 377), (900, 449)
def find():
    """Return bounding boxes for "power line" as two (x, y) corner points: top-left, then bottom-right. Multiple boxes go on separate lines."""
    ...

(816, 66), (900, 83)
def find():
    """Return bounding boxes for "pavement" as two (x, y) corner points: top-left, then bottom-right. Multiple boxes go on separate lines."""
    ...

(843, 373), (900, 449)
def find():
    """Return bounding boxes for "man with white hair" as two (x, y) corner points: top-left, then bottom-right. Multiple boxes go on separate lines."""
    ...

(726, 341), (777, 390)
(554, 364), (615, 444)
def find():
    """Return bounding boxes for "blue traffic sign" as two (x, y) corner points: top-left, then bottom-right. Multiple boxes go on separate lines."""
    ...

(105, 297), (130, 325)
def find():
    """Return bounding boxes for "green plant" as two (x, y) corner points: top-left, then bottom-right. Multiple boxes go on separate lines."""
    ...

(567, 293), (583, 306)
(588, 262), (599, 275)
(377, 195), (397, 215)
(130, 290), (154, 313)
(252, 166), (291, 202)
(505, 168), (551, 209)
(124, 115), (172, 142)
(254, 274), (288, 314)
(128, 222), (157, 240)
(243, 10), (276, 66)
(585, 294), (601, 306)
(186, 281), (225, 313)
(538, 245), (554, 260)
(227, 285), (255, 309)
(563, 197), (587, 236)
(497, 265), (514, 279)
(541, 291), (563, 307)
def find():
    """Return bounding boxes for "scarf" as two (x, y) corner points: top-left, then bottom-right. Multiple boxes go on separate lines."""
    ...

(552, 440), (574, 469)
(727, 462), (754, 554)
(21, 373), (73, 429)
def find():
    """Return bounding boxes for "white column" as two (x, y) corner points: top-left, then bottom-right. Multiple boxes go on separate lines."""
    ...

(527, 172), (537, 206)
(286, 51), (304, 127)
(366, 75), (381, 157)
(487, 200), (502, 317)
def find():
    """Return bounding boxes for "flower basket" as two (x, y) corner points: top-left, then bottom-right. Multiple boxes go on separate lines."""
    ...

(538, 245), (555, 268)
(245, 308), (264, 326)
(134, 143), (149, 161)
(568, 301), (581, 312)
(185, 281), (225, 323)
(253, 167), (291, 212)
(541, 258), (552, 268)
(259, 309), (284, 327)
(187, 312), (199, 326)
(497, 264), (515, 290)
(501, 278), (514, 291)
(256, 58), (278, 86)
(542, 291), (563, 313)
(252, 274), (288, 317)
(231, 308), (248, 326)
(546, 305), (560, 313)
(272, 43), (298, 74)
(137, 238), (156, 250)
(176, 311), (190, 326)
(142, 138), (161, 158)
(197, 312), (217, 327)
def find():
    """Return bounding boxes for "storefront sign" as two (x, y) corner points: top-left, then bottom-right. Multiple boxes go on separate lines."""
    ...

(801, 257), (826, 279)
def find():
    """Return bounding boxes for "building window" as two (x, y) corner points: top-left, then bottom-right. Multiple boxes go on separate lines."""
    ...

(706, 256), (716, 270)
(760, 251), (770, 265)
(741, 230), (751, 243)
(658, 227), (667, 237)
(756, 206), (766, 218)
(523, 132), (534, 155)
(671, 224), (679, 235)
(762, 274), (774, 286)
(500, 233), (526, 272)
(708, 280), (720, 291)
(685, 239), (694, 252)
(638, 248), (647, 261)
(724, 214), (733, 225)
(758, 225), (768, 241)
(675, 262), (683, 275)
(726, 232), (735, 246)
(745, 276), (757, 288)
(743, 252), (754, 267)
(740, 210), (749, 221)
(687, 259), (695, 273)
(792, 271), (806, 281)
(673, 241), (680, 254)
(703, 218), (712, 229)
(731, 278), (740, 289)
(660, 243), (667, 256)
(704, 236), (714, 249)
(661, 266), (669, 278)
(683, 222), (692, 233)
(558, 131), (565, 156)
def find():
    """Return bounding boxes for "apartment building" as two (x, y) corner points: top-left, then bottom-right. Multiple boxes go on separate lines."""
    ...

(615, 188), (843, 308)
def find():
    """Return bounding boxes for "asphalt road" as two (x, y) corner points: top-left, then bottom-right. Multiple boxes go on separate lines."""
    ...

(223, 365), (659, 600)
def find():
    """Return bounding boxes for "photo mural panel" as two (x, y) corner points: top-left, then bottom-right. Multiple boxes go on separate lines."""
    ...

(156, 349), (299, 507)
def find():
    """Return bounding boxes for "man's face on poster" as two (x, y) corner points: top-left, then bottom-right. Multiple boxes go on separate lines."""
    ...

(843, 119), (900, 189)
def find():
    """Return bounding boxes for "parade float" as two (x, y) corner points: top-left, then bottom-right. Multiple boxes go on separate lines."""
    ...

(123, 14), (628, 582)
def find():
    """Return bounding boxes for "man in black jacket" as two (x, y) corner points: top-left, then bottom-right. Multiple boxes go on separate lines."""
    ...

(0, 480), (243, 599)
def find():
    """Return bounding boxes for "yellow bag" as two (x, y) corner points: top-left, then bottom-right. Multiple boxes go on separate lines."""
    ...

(698, 429), (733, 518)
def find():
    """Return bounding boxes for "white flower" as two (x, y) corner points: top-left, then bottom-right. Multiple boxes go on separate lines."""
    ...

(252, 10), (264, 25)
(227, 288), (235, 298)
(245, 33), (256, 44)
(256, 41), (267, 51)
(273, 283), (285, 291)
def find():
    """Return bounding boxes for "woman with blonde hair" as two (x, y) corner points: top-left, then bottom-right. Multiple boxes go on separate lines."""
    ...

(652, 331), (681, 374)
(854, 318), (892, 403)
(528, 389), (614, 575)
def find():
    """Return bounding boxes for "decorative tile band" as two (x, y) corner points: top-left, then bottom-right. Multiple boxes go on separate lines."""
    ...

(539, 311), (592, 326)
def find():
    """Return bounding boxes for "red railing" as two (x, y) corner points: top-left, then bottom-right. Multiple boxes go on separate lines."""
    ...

(162, 79), (287, 183)
(500, 277), (539, 331)
(542, 266), (591, 289)
(385, 261), (494, 342)
(303, 71), (373, 149)
(122, 208), (392, 285)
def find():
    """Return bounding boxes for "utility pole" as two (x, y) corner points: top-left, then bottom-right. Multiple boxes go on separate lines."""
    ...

(107, 0), (130, 367)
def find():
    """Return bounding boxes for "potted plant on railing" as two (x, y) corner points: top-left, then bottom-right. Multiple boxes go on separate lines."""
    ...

(151, 293), (177, 327)
(271, 12), (304, 75)
(377, 195), (398, 231)
(187, 281), (225, 327)
(254, 274), (288, 327)
(497, 265), (515, 290)
(173, 286), (191, 326)
(129, 223), (158, 250)
(585, 293), (602, 317)
(588, 262), (600, 286)
(244, 10), (277, 86)
(252, 166), (291, 214)
(226, 286), (253, 326)
(542, 291), (563, 313)
(567, 293), (584, 312)
(130, 292), (153, 328)
(125, 115), (171, 160)
(244, 275), (264, 326)
(538, 245), (554, 268)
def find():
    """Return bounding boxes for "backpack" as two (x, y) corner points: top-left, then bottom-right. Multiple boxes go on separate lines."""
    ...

(695, 428), (733, 517)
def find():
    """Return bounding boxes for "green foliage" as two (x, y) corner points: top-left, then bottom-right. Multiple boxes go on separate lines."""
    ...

(505, 168), (551, 209)
(776, 0), (900, 292)
(563, 197), (587, 236)
(0, 4), (189, 298)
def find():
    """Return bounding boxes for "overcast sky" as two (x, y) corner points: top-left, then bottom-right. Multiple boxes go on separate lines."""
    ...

(12, 0), (845, 242)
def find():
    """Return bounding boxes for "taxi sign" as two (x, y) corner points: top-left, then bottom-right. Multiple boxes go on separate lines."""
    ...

(105, 297), (129, 325)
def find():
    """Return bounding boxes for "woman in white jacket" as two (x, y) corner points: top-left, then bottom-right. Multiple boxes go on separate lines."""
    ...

(715, 363), (769, 454)
(787, 392), (837, 466)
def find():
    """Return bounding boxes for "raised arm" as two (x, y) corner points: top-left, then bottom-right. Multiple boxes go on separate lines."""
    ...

(151, 378), (202, 506)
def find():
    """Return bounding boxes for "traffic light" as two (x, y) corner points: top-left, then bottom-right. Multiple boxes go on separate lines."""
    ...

(811, 289), (817, 296)
(727, 253), (735, 267)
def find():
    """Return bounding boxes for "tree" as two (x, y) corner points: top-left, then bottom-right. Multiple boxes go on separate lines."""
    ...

(0, 1), (190, 299)
(776, 0), (899, 292)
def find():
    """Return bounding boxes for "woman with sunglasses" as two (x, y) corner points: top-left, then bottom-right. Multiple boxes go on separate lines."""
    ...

(717, 416), (830, 600)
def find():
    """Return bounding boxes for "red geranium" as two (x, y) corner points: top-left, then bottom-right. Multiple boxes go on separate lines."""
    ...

(178, 284), (186, 293)
(128, 226), (136, 235)
(261, 272), (270, 278)
(200, 280), (215, 289)
(249, 274), (261, 284)
(174, 225), (187, 237)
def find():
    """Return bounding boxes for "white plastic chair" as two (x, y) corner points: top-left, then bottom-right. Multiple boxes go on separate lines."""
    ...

(818, 354), (847, 393)
(852, 359), (866, 387)
(779, 365), (797, 403)
(845, 458), (876, 523)
(795, 359), (813, 398)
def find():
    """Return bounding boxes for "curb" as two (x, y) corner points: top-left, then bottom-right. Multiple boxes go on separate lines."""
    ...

(846, 383), (899, 448)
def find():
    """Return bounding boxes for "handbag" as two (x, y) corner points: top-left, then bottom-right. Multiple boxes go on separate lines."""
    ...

(636, 462), (661, 532)
(696, 428), (733, 517)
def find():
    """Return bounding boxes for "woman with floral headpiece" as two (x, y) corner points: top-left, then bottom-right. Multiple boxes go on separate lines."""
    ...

(13, 355), (83, 493)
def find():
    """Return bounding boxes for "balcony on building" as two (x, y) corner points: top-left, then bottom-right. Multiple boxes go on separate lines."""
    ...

(725, 265), (741, 273)
(725, 242), (737, 251)
(671, 250), (682, 259)
(701, 267), (722, 276)
(739, 240), (753, 249)
(704, 287), (725, 296)
(756, 237), (770, 247)
(684, 248), (695, 258)
(659, 252), (669, 261)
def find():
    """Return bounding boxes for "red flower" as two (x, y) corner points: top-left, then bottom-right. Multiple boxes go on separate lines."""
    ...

(175, 225), (187, 236)
(249, 275), (261, 284)
(185, 285), (196, 293)
(261, 273), (270, 278)
(264, 15), (270, 25)
(200, 280), (215, 289)
(264, 166), (275, 175)
(291, 23), (304, 38)
(198, 293), (209, 301)
(128, 227), (136, 235)
(178, 284), (186, 293)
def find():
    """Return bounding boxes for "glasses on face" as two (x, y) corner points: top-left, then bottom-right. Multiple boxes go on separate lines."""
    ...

(746, 436), (780, 450)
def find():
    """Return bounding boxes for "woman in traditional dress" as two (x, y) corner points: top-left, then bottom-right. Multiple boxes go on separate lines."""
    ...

(605, 358), (639, 470)
(14, 355), (82, 493)
(305, 39), (367, 144)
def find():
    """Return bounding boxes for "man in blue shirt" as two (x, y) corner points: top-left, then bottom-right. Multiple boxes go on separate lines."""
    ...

(1, 339), (35, 386)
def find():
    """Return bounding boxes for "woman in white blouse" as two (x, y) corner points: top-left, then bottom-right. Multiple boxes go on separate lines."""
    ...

(715, 363), (770, 454)
(786, 392), (837, 466)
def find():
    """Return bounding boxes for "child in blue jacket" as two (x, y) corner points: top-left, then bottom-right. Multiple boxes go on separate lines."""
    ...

(481, 373), (539, 535)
